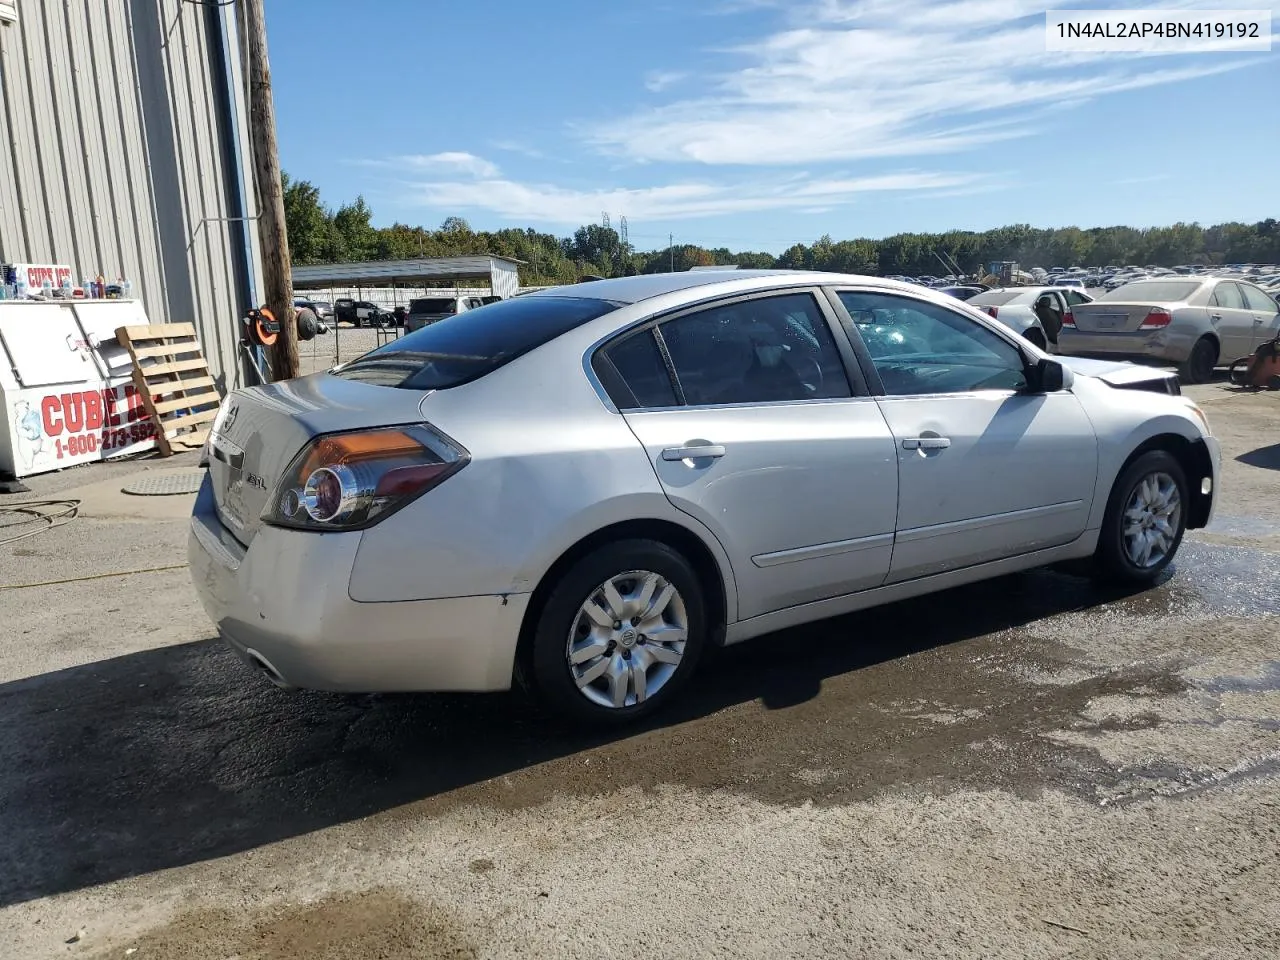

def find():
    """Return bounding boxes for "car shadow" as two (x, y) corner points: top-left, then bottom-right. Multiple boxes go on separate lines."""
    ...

(0, 566), (1150, 907)
(1237, 443), (1280, 471)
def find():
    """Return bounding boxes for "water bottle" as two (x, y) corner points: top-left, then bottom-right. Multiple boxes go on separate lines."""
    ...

(41, 278), (53, 298)
(122, 277), (132, 299)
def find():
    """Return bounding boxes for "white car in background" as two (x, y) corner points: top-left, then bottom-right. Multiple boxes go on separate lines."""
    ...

(967, 287), (1094, 349)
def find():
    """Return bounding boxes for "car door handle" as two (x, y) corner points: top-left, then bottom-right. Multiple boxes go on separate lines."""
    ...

(902, 437), (951, 450)
(1210, 314), (1223, 321)
(1255, 318), (1265, 325)
(661, 444), (726, 461)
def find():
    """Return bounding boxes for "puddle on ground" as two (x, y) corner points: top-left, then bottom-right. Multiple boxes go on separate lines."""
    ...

(89, 889), (475, 960)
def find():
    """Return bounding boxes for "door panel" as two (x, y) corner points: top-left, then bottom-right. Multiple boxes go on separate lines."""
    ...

(1240, 283), (1280, 348)
(1209, 282), (1256, 360)
(832, 287), (1099, 582)
(623, 402), (899, 618)
(876, 393), (1097, 582)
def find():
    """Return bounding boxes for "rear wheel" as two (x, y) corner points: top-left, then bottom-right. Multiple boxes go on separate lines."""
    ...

(1092, 450), (1188, 584)
(1178, 337), (1217, 384)
(526, 540), (706, 725)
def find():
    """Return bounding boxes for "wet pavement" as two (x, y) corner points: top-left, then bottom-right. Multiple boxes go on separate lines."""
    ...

(1, 384), (1278, 958)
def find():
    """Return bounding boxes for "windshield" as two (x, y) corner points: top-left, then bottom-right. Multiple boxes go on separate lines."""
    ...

(332, 295), (620, 389)
(410, 298), (459, 314)
(1099, 280), (1201, 302)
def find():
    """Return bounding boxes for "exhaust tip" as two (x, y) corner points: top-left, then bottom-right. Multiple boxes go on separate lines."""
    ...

(244, 648), (293, 689)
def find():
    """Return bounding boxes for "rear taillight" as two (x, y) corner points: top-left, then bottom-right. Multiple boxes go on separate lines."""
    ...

(263, 424), (468, 531)
(1061, 311), (1076, 329)
(984, 306), (999, 319)
(1138, 307), (1172, 330)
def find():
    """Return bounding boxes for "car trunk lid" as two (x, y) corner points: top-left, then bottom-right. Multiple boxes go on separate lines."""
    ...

(207, 373), (431, 545)
(1069, 300), (1177, 333)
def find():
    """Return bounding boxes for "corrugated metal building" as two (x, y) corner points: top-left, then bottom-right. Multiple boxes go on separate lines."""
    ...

(0, 0), (262, 392)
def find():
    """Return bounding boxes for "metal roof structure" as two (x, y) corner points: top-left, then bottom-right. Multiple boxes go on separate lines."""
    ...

(292, 256), (524, 298)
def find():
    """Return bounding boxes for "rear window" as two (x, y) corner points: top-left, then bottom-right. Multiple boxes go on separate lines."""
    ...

(968, 291), (1030, 306)
(409, 298), (458, 314)
(333, 295), (620, 389)
(1098, 280), (1201, 302)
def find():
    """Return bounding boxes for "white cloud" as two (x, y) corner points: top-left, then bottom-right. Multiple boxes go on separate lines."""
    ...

(403, 170), (984, 224)
(586, 0), (1264, 165)
(645, 70), (688, 92)
(385, 152), (500, 178)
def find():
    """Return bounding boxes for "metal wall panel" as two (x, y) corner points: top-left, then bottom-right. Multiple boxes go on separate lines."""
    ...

(0, 0), (258, 392)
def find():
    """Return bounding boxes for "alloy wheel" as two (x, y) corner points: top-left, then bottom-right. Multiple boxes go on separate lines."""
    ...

(1122, 471), (1182, 568)
(565, 570), (687, 709)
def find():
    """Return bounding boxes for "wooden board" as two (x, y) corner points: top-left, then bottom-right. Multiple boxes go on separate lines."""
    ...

(116, 323), (223, 457)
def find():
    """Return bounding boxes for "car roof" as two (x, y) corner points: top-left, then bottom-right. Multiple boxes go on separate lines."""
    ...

(522, 269), (904, 305)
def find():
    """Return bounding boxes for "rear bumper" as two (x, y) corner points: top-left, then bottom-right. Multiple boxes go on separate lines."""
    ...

(187, 473), (530, 693)
(1058, 328), (1192, 364)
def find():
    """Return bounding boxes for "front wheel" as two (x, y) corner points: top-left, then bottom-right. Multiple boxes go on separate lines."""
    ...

(1092, 450), (1188, 584)
(525, 540), (706, 725)
(1178, 337), (1217, 384)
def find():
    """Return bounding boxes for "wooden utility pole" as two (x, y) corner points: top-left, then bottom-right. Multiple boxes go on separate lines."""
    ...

(244, 0), (298, 380)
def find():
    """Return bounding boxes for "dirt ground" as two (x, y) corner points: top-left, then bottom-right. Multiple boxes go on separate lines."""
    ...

(0, 378), (1277, 960)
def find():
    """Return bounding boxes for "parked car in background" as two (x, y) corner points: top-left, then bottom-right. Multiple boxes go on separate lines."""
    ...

(405, 295), (486, 333)
(191, 270), (1218, 725)
(334, 298), (394, 328)
(303, 299), (334, 323)
(967, 287), (1093, 349)
(1062, 276), (1280, 383)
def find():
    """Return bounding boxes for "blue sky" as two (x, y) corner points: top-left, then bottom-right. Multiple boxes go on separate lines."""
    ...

(268, 0), (1279, 254)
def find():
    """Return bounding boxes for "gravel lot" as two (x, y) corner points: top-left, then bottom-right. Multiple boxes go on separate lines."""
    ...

(0, 379), (1277, 959)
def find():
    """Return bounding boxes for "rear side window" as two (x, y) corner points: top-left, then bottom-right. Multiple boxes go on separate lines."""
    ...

(594, 331), (678, 409)
(658, 293), (851, 406)
(1210, 283), (1245, 310)
(333, 295), (619, 389)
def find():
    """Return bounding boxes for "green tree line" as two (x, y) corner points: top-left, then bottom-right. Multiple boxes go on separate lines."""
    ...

(282, 173), (1279, 285)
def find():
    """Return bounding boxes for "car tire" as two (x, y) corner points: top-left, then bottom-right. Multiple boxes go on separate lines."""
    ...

(526, 539), (706, 725)
(1178, 337), (1217, 384)
(1092, 450), (1189, 585)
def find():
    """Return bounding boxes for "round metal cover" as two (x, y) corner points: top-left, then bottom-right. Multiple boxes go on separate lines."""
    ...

(121, 470), (206, 496)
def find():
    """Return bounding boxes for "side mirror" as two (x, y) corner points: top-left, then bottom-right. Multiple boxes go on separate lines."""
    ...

(1025, 356), (1072, 393)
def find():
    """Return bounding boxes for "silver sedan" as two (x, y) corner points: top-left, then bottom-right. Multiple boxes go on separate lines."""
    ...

(1062, 276), (1280, 383)
(189, 271), (1220, 725)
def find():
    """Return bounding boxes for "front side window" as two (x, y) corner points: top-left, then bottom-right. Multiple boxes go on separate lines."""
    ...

(837, 291), (1028, 396)
(1241, 284), (1279, 314)
(657, 293), (851, 406)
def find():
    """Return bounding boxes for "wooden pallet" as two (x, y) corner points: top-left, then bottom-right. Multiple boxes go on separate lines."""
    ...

(115, 322), (222, 456)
